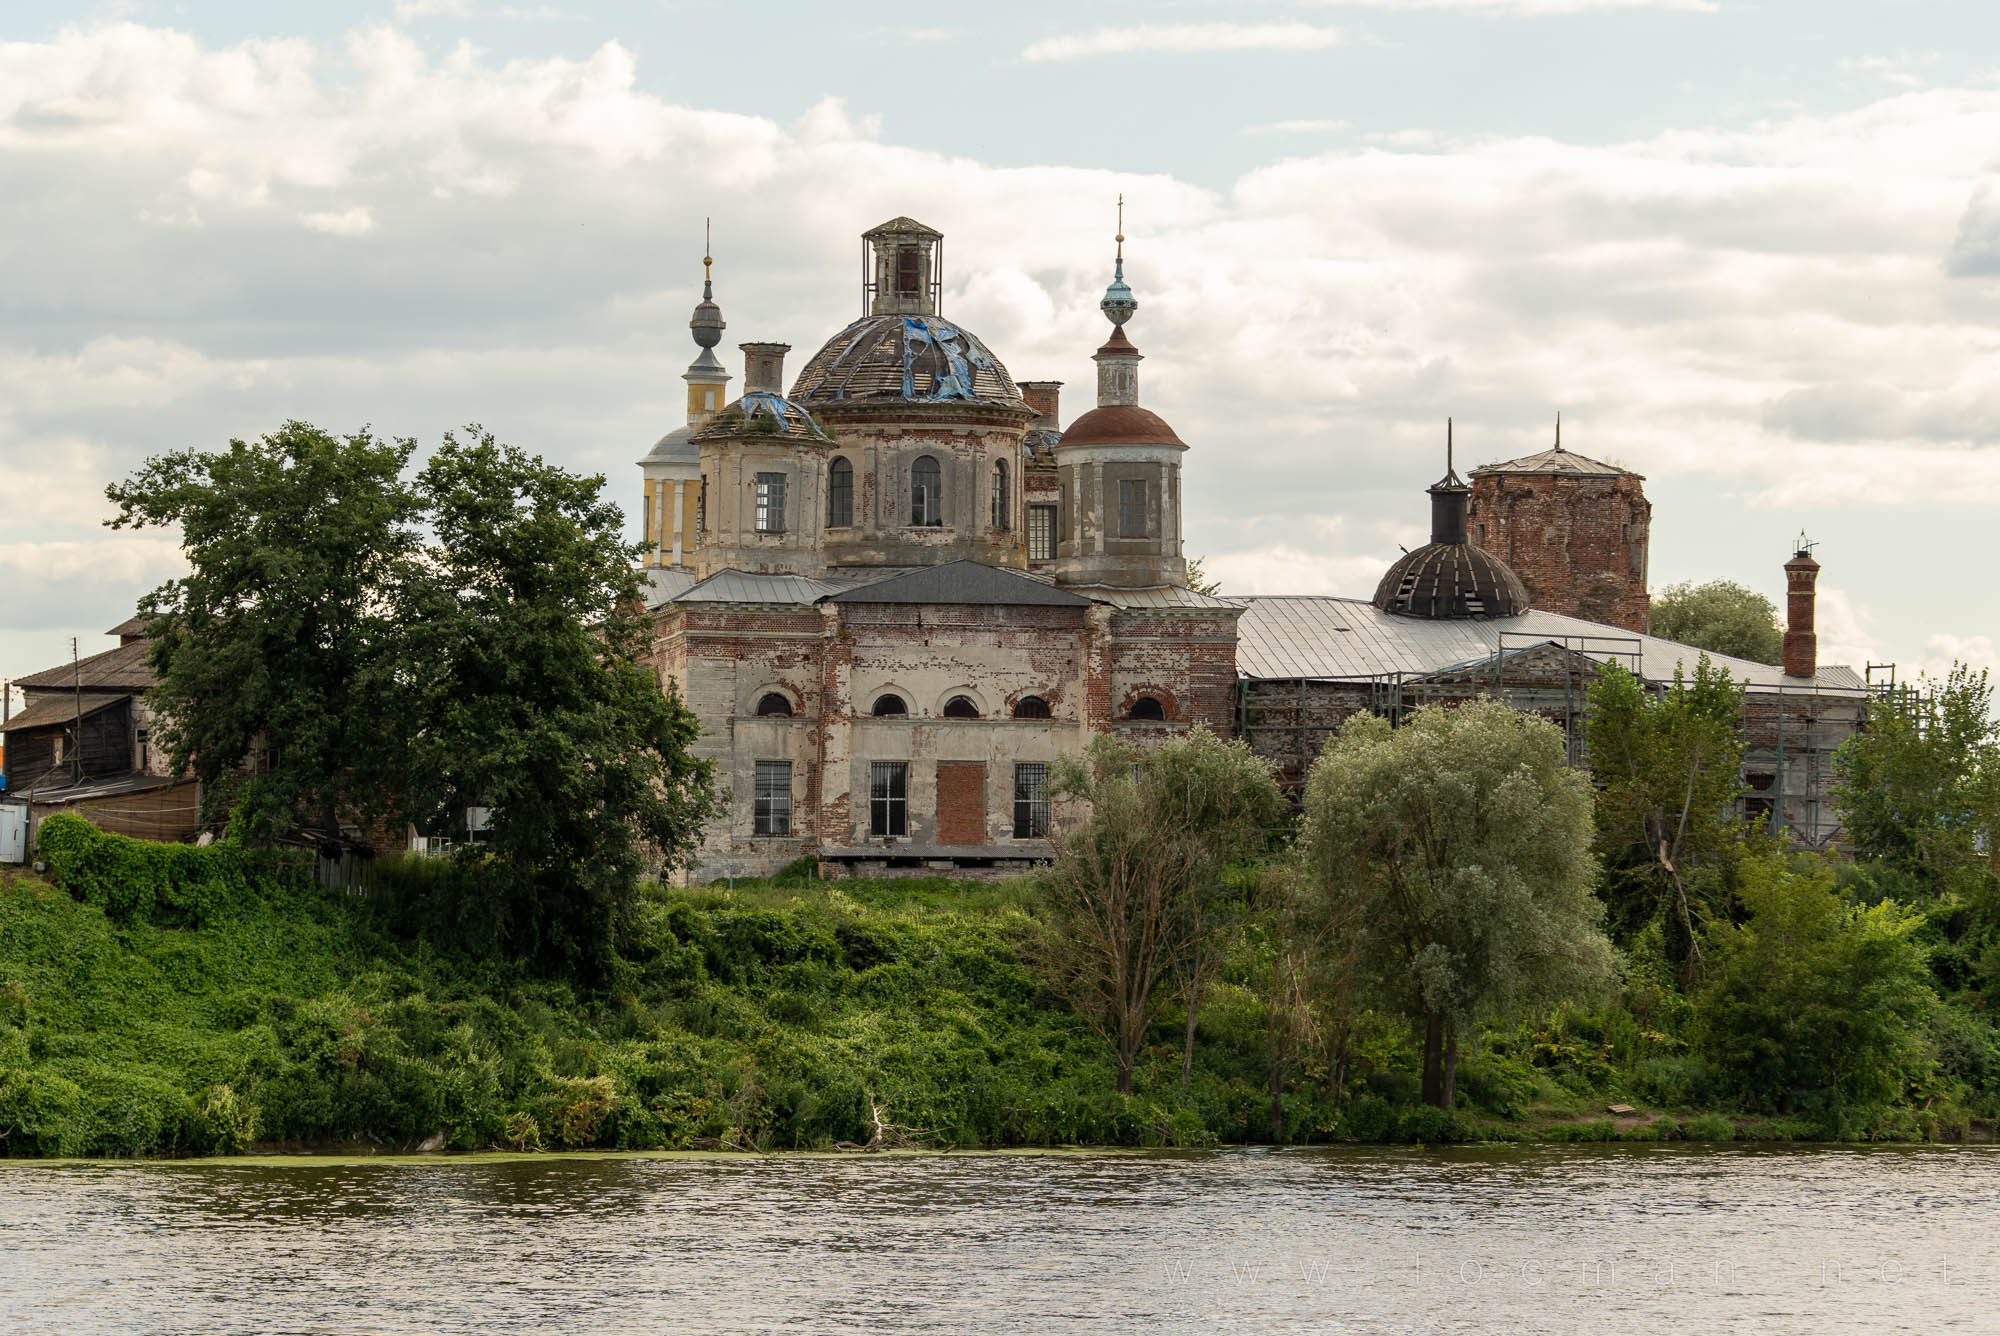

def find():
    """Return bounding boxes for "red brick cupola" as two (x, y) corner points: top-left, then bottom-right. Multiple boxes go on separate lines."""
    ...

(1783, 534), (1820, 680)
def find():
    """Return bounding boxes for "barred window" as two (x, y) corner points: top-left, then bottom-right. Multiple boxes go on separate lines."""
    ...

(1013, 763), (1049, 839)
(755, 761), (792, 837)
(1118, 478), (1148, 538)
(755, 472), (786, 533)
(870, 762), (908, 838)
(911, 456), (941, 526)
(1027, 504), (1056, 561)
(828, 457), (853, 528)
(991, 459), (1010, 529)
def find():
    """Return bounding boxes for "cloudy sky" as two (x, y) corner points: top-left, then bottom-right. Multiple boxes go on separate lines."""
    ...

(4, 0), (1997, 700)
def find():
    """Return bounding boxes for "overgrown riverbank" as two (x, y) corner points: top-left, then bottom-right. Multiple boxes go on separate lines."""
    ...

(2, 846), (1990, 1158)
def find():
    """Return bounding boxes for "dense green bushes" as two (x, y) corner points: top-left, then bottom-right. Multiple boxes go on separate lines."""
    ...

(33, 812), (308, 929)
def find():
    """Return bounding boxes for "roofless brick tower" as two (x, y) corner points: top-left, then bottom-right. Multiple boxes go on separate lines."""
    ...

(1465, 420), (1651, 633)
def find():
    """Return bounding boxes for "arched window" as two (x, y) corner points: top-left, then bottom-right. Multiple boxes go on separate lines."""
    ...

(871, 694), (909, 717)
(911, 455), (941, 526)
(991, 459), (1009, 529)
(755, 693), (793, 718)
(1128, 696), (1166, 722)
(828, 457), (853, 528)
(943, 695), (980, 719)
(1012, 696), (1052, 720)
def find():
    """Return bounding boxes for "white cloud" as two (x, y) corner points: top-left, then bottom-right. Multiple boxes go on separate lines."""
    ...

(1244, 119), (1351, 136)
(300, 205), (376, 235)
(1920, 633), (1998, 681)
(1021, 23), (1342, 63)
(1290, 0), (1714, 11)
(0, 20), (1995, 685)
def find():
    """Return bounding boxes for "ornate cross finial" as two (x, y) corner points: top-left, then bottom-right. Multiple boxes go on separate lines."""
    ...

(703, 217), (712, 284)
(1795, 529), (1818, 558)
(1116, 193), (1124, 263)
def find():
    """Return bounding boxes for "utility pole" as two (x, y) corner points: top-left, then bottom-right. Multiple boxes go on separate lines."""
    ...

(71, 636), (82, 787)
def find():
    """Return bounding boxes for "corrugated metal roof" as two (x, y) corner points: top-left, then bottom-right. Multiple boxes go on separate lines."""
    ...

(15, 640), (155, 692)
(828, 560), (1092, 607)
(3, 692), (129, 733)
(674, 570), (847, 605)
(1237, 596), (1865, 694)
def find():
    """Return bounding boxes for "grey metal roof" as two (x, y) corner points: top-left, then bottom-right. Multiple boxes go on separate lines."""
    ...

(828, 560), (1092, 607)
(1470, 446), (1636, 478)
(1237, 596), (1864, 694)
(640, 424), (698, 467)
(674, 570), (847, 605)
(1079, 585), (1246, 610)
(641, 566), (699, 606)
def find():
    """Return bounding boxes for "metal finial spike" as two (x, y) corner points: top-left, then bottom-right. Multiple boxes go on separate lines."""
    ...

(1555, 411), (1562, 451)
(1447, 417), (1454, 475)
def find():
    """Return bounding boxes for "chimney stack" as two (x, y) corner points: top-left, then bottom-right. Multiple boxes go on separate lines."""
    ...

(1783, 535), (1819, 679)
(1019, 381), (1062, 430)
(740, 342), (790, 396)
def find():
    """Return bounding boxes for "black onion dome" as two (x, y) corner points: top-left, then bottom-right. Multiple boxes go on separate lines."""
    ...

(789, 314), (1024, 407)
(1373, 542), (1529, 619)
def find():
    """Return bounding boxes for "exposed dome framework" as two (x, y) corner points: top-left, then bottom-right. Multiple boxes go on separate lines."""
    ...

(789, 314), (1023, 407)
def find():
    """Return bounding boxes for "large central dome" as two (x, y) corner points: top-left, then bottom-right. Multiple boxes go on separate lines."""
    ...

(789, 314), (1023, 407)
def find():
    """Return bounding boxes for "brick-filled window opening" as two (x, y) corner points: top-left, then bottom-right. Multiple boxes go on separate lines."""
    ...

(1118, 478), (1149, 538)
(754, 472), (787, 533)
(754, 761), (792, 837)
(828, 457), (853, 527)
(1027, 504), (1056, 561)
(911, 455), (941, 526)
(1013, 762), (1050, 839)
(870, 761), (908, 837)
(991, 459), (1010, 529)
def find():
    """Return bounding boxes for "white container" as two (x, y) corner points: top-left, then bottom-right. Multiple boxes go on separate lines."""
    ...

(0, 803), (26, 865)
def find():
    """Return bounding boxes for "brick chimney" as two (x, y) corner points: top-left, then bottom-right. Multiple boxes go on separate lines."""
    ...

(740, 342), (790, 395)
(1783, 537), (1820, 679)
(1019, 380), (1062, 430)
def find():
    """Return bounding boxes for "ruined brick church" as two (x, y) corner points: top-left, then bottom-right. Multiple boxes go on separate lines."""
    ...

(634, 217), (1865, 878)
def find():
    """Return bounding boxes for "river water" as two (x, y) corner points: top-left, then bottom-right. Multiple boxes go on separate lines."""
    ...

(1, 1144), (1994, 1333)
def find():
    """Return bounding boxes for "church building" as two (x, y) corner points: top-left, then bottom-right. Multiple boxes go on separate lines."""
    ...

(636, 216), (1869, 878)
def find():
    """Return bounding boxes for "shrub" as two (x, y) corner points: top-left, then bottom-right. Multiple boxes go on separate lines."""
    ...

(543, 1076), (617, 1148)
(1540, 1118), (1618, 1143)
(1681, 1112), (1737, 1142)
(193, 1084), (261, 1153)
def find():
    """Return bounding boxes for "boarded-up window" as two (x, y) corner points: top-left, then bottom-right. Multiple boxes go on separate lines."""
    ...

(1118, 478), (1148, 538)
(755, 761), (791, 836)
(936, 761), (986, 846)
(828, 457), (853, 527)
(870, 762), (907, 837)
(1013, 762), (1049, 839)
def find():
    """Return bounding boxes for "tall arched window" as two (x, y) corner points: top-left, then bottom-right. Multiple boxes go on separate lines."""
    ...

(828, 457), (853, 528)
(991, 459), (1009, 529)
(911, 456), (941, 526)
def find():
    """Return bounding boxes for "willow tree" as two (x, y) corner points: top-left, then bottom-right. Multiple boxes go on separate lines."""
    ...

(1300, 702), (1613, 1108)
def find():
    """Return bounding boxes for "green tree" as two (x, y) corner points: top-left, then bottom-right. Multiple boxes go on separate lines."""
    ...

(1586, 657), (1748, 982)
(1834, 664), (1999, 896)
(1299, 701), (1614, 1108)
(398, 428), (719, 977)
(1032, 728), (1283, 1095)
(106, 422), (420, 838)
(1649, 580), (1783, 665)
(1694, 855), (1936, 1119)
(1183, 556), (1223, 597)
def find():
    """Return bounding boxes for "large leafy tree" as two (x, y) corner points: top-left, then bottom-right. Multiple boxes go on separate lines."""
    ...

(1586, 657), (1748, 982)
(397, 429), (717, 976)
(1032, 729), (1283, 1095)
(106, 422), (420, 838)
(1648, 580), (1783, 665)
(1694, 855), (1936, 1120)
(1299, 701), (1614, 1108)
(1834, 664), (1999, 896)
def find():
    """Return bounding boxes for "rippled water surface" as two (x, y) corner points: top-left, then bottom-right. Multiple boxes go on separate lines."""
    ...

(3, 1145), (1997, 1333)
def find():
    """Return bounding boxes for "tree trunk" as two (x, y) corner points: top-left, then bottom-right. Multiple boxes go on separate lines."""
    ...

(1441, 1025), (1459, 1111)
(1269, 1060), (1286, 1143)
(1115, 1047), (1135, 1096)
(1420, 1012), (1446, 1107)
(1180, 997), (1200, 1091)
